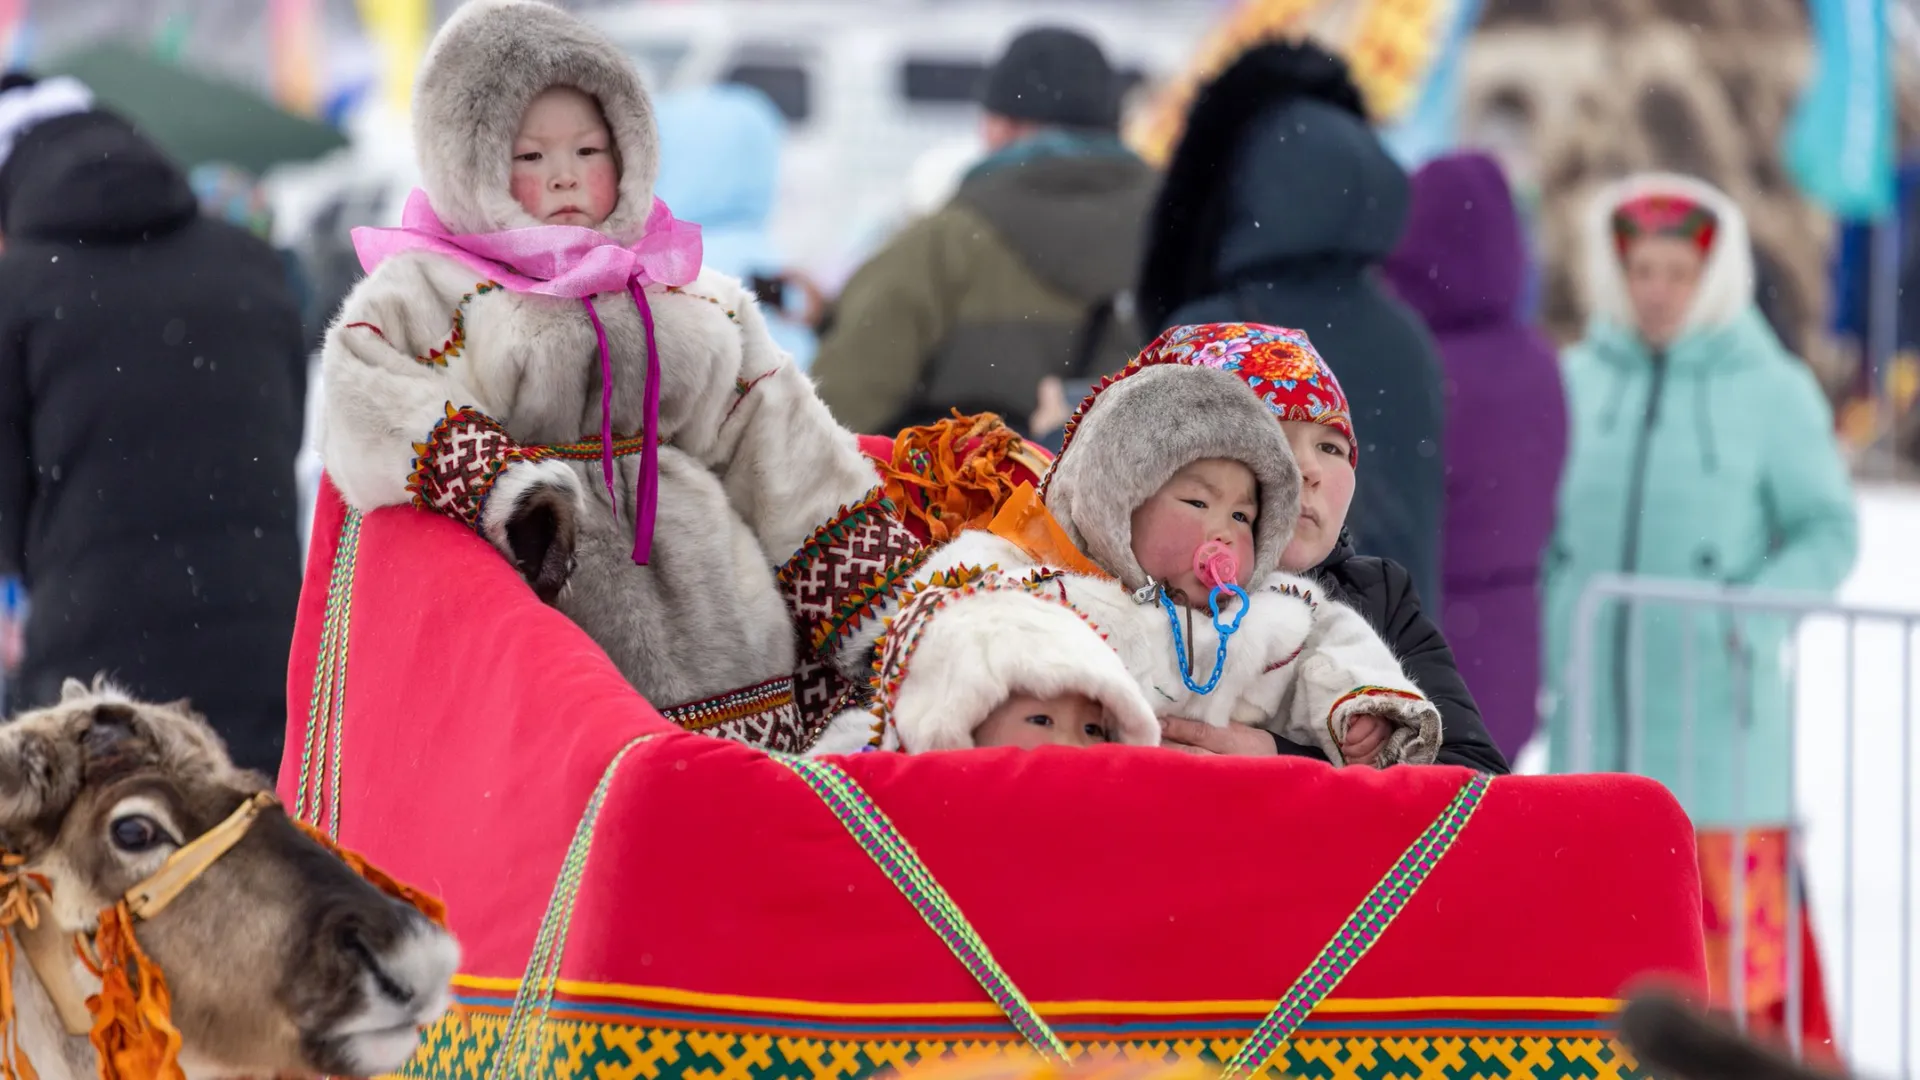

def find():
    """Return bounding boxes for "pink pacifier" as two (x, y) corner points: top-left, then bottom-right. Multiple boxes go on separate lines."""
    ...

(1193, 541), (1240, 591)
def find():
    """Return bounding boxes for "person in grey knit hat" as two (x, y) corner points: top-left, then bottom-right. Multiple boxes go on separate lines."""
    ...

(809, 24), (1156, 438)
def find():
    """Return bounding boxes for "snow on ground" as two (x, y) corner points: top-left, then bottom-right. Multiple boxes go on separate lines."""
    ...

(1796, 482), (1920, 1075)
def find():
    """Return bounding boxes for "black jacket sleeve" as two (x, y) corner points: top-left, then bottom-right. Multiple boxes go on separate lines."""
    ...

(1336, 557), (1510, 774)
(0, 294), (28, 578)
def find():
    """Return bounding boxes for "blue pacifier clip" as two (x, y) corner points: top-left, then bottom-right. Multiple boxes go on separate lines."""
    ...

(1160, 582), (1249, 696)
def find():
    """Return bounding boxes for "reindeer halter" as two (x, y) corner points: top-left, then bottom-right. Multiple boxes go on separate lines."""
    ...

(0, 792), (447, 1080)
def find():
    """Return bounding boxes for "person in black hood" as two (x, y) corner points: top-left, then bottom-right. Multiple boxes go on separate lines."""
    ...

(0, 76), (306, 773)
(1137, 41), (1447, 614)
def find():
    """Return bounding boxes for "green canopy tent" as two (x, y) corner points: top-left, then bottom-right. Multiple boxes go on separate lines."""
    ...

(38, 44), (349, 175)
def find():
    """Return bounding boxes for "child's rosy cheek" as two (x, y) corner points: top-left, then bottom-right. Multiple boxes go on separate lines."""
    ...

(510, 174), (543, 215)
(588, 164), (619, 214)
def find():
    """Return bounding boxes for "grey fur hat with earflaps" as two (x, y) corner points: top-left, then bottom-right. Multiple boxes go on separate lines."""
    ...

(411, 0), (659, 243)
(1040, 326), (1307, 595)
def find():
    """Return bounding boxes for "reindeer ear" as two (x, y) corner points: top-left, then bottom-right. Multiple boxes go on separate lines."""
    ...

(0, 714), (81, 838)
(82, 701), (139, 749)
(59, 678), (90, 703)
(77, 701), (159, 780)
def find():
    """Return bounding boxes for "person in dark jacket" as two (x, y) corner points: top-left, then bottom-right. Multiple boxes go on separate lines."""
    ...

(1156, 335), (1508, 774)
(0, 75), (306, 773)
(811, 26), (1157, 435)
(1381, 151), (1568, 761)
(1137, 40), (1447, 612)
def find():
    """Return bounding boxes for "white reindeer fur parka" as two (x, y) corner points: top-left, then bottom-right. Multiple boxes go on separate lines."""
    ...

(319, 0), (1137, 750)
(814, 342), (1442, 763)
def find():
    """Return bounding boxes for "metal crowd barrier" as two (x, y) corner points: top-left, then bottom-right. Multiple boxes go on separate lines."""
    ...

(1565, 573), (1920, 1074)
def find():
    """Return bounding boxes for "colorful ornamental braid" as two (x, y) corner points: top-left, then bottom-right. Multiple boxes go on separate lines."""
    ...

(771, 755), (1071, 1062)
(297, 509), (364, 834)
(406, 403), (554, 529)
(533, 430), (658, 461)
(659, 676), (804, 750)
(1219, 770), (1493, 1080)
(1041, 324), (1354, 498)
(415, 280), (501, 366)
(762, 760), (1491, 1072)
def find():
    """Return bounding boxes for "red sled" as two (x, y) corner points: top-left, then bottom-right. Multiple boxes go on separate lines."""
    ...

(281, 472), (1708, 1080)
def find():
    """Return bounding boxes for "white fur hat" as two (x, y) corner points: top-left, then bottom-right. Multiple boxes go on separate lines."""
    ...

(411, 0), (658, 243)
(876, 574), (1161, 753)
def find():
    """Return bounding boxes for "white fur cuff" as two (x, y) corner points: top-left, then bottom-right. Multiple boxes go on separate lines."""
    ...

(1329, 689), (1442, 767)
(477, 457), (585, 553)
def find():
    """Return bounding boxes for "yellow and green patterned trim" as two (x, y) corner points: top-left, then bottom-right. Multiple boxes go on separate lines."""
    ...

(400, 982), (1643, 1080)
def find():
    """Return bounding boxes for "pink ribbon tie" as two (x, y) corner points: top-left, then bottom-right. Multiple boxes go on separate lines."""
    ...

(352, 190), (703, 565)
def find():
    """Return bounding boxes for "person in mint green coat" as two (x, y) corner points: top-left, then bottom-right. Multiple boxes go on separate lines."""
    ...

(1543, 173), (1856, 1043)
(1543, 173), (1858, 829)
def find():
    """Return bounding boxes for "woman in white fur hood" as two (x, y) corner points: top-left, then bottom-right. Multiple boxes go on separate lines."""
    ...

(319, 0), (1144, 751)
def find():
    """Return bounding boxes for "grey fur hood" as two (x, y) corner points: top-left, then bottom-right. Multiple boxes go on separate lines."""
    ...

(1041, 361), (1302, 593)
(413, 0), (658, 243)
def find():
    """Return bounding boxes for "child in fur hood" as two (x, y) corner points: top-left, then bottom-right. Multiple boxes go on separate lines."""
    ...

(319, 0), (1138, 753)
(817, 324), (1440, 764)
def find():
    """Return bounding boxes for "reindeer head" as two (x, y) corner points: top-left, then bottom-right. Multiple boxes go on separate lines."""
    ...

(0, 678), (459, 1078)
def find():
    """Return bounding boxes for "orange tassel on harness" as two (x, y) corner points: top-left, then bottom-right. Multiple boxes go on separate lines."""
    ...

(0, 856), (43, 1080)
(82, 902), (184, 1080)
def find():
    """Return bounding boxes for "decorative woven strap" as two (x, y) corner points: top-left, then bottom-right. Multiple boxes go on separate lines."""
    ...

(295, 508), (364, 835)
(490, 735), (658, 1080)
(1219, 771), (1493, 1080)
(532, 431), (657, 461)
(772, 756), (1070, 1062)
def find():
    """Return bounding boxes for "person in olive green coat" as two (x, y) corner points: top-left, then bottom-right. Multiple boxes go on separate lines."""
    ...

(810, 26), (1156, 436)
(1543, 173), (1858, 829)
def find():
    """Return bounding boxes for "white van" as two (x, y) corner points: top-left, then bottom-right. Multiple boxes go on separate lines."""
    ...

(585, 0), (1211, 277)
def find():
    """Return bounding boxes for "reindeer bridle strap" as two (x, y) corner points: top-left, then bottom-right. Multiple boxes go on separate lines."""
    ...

(124, 792), (275, 921)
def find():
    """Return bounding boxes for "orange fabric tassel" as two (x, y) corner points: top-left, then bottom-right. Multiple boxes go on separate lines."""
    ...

(985, 484), (1112, 581)
(84, 902), (184, 1080)
(872, 413), (1052, 544)
(0, 857), (41, 1080)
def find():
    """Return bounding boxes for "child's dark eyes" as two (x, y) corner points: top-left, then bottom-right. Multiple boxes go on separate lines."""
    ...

(1024, 714), (1055, 728)
(1085, 723), (1111, 741)
(1320, 441), (1347, 457)
(1183, 499), (1207, 510)
(579, 146), (604, 157)
(514, 151), (542, 163)
(1232, 511), (1253, 525)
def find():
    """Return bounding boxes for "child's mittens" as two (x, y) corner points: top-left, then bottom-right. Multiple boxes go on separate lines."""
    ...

(1327, 687), (1443, 768)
